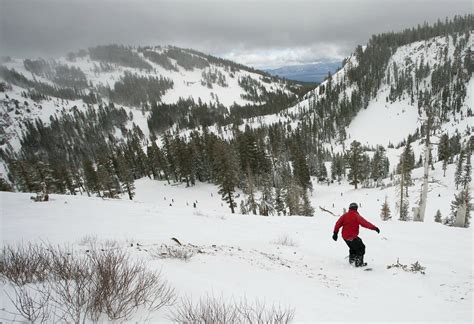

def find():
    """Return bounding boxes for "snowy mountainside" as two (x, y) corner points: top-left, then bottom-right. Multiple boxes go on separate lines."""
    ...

(2, 45), (295, 107)
(0, 45), (299, 151)
(230, 32), (473, 167)
(246, 32), (472, 145)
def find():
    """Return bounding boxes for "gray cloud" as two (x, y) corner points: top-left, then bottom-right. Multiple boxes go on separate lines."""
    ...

(0, 0), (471, 68)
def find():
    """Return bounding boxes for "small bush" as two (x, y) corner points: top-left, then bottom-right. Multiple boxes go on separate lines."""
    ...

(387, 258), (426, 275)
(271, 235), (298, 247)
(170, 295), (295, 324)
(149, 245), (195, 261)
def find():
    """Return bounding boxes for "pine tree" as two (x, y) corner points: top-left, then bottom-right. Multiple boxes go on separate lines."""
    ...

(285, 180), (302, 216)
(97, 160), (117, 198)
(316, 161), (328, 182)
(83, 159), (100, 197)
(213, 140), (239, 214)
(291, 146), (312, 191)
(259, 176), (274, 216)
(347, 140), (364, 189)
(162, 132), (177, 182)
(116, 152), (135, 200)
(380, 197), (391, 221)
(300, 190), (314, 216)
(331, 153), (344, 183)
(438, 133), (450, 177)
(274, 185), (286, 216)
(398, 139), (415, 196)
(9, 160), (36, 192)
(243, 169), (258, 215)
(371, 146), (389, 185)
(461, 151), (471, 189)
(396, 166), (410, 222)
(434, 210), (442, 223)
(173, 135), (194, 187)
(454, 150), (465, 190)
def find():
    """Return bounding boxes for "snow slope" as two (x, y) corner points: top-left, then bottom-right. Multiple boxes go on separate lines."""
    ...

(345, 88), (420, 147)
(2, 47), (292, 109)
(1, 161), (472, 322)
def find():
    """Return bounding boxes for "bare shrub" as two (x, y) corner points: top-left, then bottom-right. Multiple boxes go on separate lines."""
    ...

(271, 235), (298, 247)
(48, 253), (95, 323)
(0, 243), (51, 285)
(4, 283), (52, 323)
(170, 295), (295, 324)
(149, 244), (195, 261)
(47, 245), (86, 282)
(387, 258), (426, 275)
(2, 243), (176, 323)
(88, 248), (176, 321)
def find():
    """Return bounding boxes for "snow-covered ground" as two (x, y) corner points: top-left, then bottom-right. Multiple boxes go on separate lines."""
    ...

(1, 160), (472, 322)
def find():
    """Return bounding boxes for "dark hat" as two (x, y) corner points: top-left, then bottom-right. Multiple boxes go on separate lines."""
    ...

(349, 202), (358, 210)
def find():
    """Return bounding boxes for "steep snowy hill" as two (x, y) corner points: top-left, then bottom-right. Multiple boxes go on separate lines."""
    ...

(244, 31), (473, 146)
(1, 166), (472, 322)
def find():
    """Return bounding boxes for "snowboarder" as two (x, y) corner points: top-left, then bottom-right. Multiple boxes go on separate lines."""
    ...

(332, 202), (380, 267)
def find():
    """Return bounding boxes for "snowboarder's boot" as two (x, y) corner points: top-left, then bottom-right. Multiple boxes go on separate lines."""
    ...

(349, 254), (356, 265)
(355, 256), (367, 267)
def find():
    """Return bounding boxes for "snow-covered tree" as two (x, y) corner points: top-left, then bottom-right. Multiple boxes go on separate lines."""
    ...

(450, 188), (471, 228)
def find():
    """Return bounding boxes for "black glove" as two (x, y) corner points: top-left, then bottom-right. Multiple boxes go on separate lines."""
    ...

(374, 227), (380, 234)
(332, 232), (338, 241)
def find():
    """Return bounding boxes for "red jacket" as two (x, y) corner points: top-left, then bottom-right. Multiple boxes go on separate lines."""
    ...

(333, 209), (377, 240)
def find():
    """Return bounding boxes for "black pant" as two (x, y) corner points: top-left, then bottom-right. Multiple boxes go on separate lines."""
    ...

(344, 237), (365, 266)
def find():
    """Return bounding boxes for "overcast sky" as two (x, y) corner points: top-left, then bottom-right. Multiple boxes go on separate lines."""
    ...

(0, 0), (471, 68)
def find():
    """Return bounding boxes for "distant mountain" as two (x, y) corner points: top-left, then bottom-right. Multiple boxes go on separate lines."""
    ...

(264, 61), (341, 83)
(0, 45), (304, 151)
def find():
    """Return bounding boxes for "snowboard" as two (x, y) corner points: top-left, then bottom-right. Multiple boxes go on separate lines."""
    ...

(347, 257), (372, 270)
(350, 262), (372, 271)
